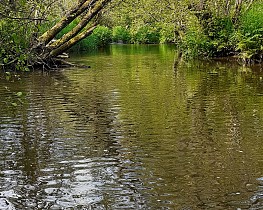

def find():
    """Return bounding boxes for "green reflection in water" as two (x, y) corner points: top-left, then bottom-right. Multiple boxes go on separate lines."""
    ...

(1, 45), (263, 209)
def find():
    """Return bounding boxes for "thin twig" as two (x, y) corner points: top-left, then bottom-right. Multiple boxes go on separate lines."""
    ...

(0, 12), (47, 21)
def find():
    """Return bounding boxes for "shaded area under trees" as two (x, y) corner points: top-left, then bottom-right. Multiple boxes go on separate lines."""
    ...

(0, 0), (112, 70)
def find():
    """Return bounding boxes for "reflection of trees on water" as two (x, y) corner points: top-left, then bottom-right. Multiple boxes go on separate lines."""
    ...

(0, 73), (60, 208)
(174, 60), (263, 209)
(1, 48), (263, 209)
(115, 55), (263, 209)
(0, 70), (147, 209)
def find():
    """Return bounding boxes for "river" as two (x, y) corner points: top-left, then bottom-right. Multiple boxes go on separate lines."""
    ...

(1, 45), (263, 209)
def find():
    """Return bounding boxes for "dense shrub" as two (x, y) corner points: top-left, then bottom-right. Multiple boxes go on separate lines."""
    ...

(92, 26), (112, 47)
(206, 17), (235, 56)
(112, 26), (131, 43)
(132, 26), (160, 44)
(181, 30), (213, 58)
(0, 1), (64, 71)
(0, 19), (33, 71)
(159, 27), (175, 44)
(71, 34), (98, 52)
(234, 1), (263, 61)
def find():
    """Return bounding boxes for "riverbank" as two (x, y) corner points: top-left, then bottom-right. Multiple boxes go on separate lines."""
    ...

(0, 0), (262, 72)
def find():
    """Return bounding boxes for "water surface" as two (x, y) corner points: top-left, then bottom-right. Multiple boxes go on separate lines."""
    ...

(1, 45), (263, 209)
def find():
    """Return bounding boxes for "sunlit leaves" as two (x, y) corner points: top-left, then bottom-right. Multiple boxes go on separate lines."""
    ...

(16, 92), (23, 97)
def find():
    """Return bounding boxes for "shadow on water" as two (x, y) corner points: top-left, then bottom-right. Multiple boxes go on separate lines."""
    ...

(1, 45), (263, 209)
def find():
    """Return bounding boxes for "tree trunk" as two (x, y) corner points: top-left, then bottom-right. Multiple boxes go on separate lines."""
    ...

(38, 0), (95, 46)
(49, 24), (97, 57)
(34, 0), (111, 66)
(233, 0), (243, 23)
(48, 0), (110, 51)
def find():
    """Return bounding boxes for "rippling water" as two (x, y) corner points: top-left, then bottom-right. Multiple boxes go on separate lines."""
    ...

(1, 45), (263, 209)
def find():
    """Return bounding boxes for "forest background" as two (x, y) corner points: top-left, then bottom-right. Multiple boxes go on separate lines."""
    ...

(0, 0), (262, 71)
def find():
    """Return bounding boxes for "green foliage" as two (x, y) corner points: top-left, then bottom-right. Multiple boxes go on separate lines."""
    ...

(132, 26), (160, 44)
(57, 21), (112, 52)
(0, 0), (68, 71)
(37, 14), (59, 36)
(1, 0), (262, 68)
(74, 26), (112, 52)
(92, 26), (112, 47)
(234, 1), (263, 61)
(79, 35), (99, 51)
(206, 17), (235, 56)
(181, 30), (213, 58)
(104, 0), (263, 62)
(205, 17), (234, 41)
(240, 1), (263, 35)
(0, 19), (32, 71)
(68, 34), (97, 52)
(112, 26), (131, 43)
(56, 19), (79, 39)
(159, 27), (175, 44)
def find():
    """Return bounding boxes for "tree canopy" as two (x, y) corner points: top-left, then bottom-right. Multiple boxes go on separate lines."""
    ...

(0, 0), (112, 70)
(0, 0), (262, 71)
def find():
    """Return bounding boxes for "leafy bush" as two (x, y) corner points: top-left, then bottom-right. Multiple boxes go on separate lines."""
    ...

(208, 17), (234, 56)
(179, 16), (213, 58)
(92, 26), (112, 47)
(0, 19), (32, 71)
(71, 35), (98, 52)
(159, 26), (175, 44)
(234, 1), (263, 61)
(181, 30), (213, 58)
(132, 26), (160, 44)
(112, 26), (131, 43)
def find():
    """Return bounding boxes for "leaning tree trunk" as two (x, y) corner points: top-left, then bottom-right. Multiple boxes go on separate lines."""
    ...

(49, 23), (97, 57)
(232, 0), (243, 23)
(33, 0), (111, 66)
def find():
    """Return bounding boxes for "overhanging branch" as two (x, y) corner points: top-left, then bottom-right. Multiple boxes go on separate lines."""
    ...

(38, 0), (99, 45)
(48, 0), (111, 50)
(49, 23), (98, 57)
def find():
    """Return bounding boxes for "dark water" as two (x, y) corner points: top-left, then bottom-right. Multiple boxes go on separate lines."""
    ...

(1, 45), (263, 209)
